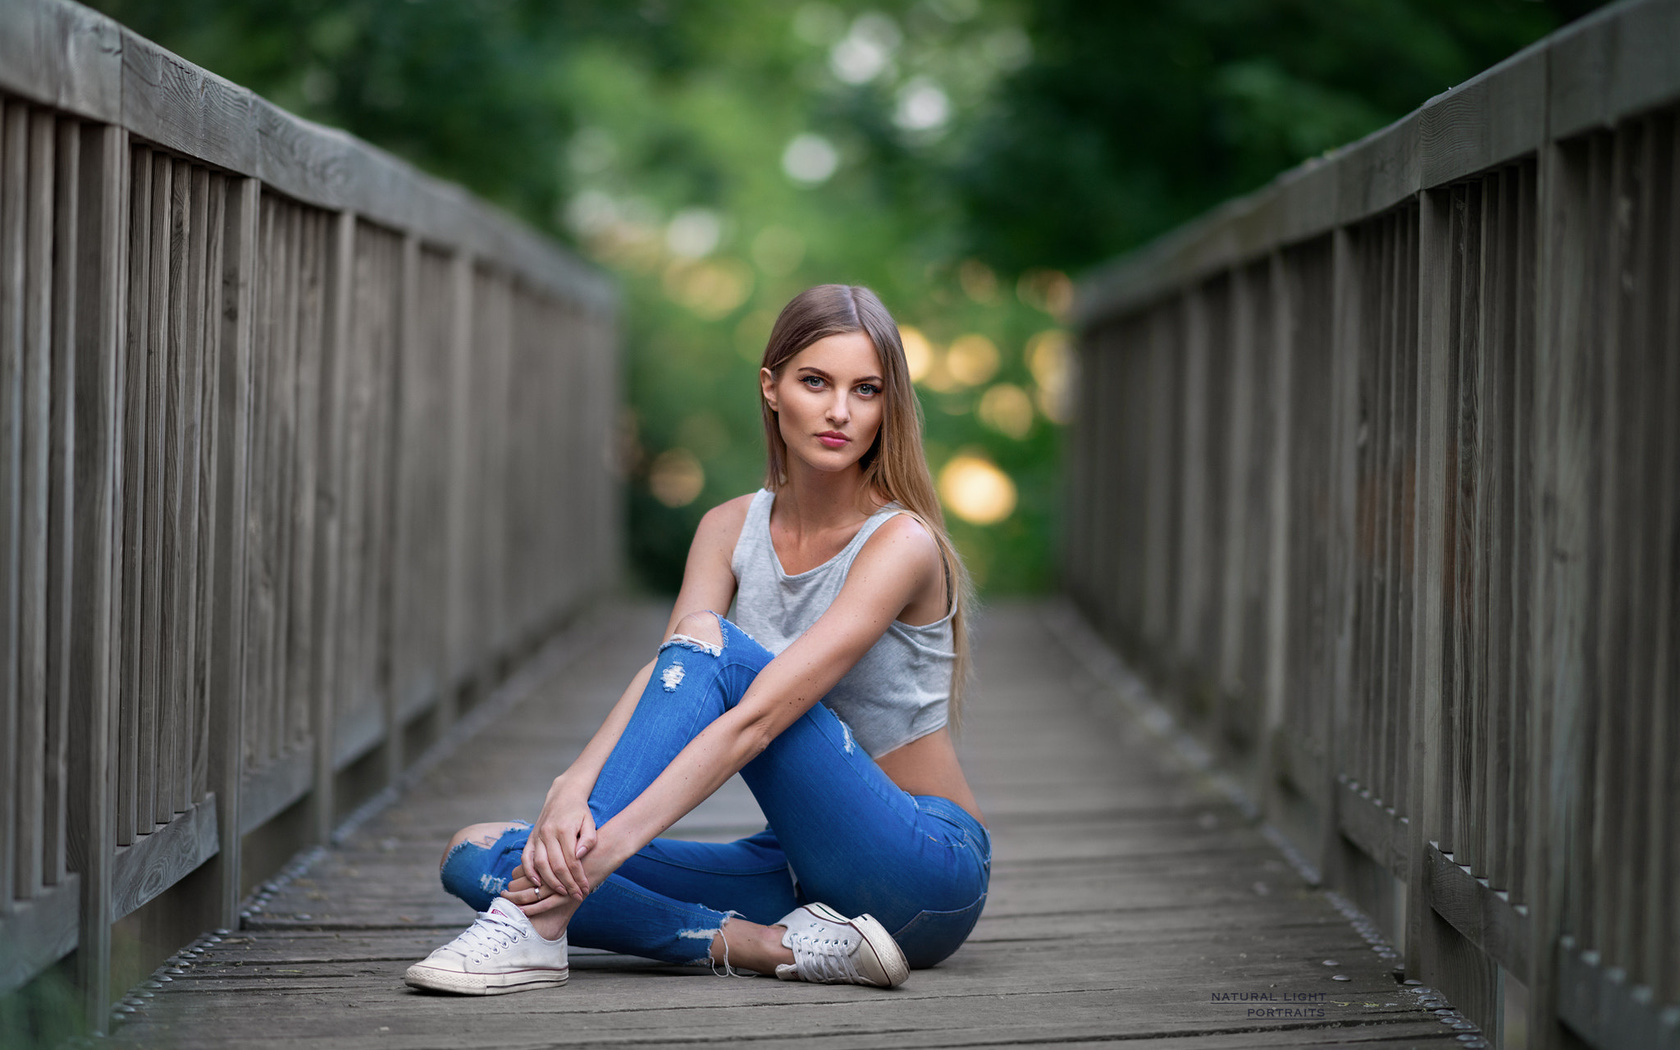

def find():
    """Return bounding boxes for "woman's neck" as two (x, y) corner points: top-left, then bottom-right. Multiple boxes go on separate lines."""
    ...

(775, 462), (877, 533)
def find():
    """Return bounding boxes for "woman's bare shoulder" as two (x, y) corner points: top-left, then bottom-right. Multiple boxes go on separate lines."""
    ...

(853, 512), (942, 585)
(688, 492), (760, 557)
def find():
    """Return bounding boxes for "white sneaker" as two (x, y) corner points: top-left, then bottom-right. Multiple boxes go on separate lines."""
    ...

(404, 897), (568, 995)
(774, 903), (909, 988)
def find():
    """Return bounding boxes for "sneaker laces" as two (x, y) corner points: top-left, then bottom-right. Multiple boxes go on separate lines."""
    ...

(784, 926), (863, 984)
(439, 905), (528, 962)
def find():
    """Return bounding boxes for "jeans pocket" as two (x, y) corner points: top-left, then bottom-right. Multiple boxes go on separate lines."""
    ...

(888, 893), (987, 969)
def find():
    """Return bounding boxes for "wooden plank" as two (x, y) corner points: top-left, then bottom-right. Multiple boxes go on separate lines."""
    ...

(117, 27), (255, 175)
(284, 205), (322, 790)
(1321, 227), (1361, 890)
(205, 176), (257, 929)
(0, 878), (80, 994)
(0, 97), (26, 915)
(1407, 185), (1453, 990)
(108, 795), (218, 921)
(1505, 161), (1537, 908)
(1336, 777), (1409, 882)
(245, 192), (276, 773)
(0, 0), (122, 124)
(93, 602), (1474, 1049)
(174, 163), (209, 812)
(268, 195), (298, 765)
(1548, 0), (1680, 142)
(1417, 46), (1547, 190)
(1646, 112), (1680, 1007)
(43, 114), (79, 890)
(135, 149), (171, 834)
(154, 155), (188, 829)
(13, 105), (57, 905)
(1426, 842), (1530, 979)
(1215, 270), (1256, 709)
(440, 250), (472, 703)
(67, 117), (126, 1033)
(1556, 935), (1680, 1050)
(114, 142), (149, 850)
(1258, 252), (1294, 813)
(1174, 287), (1210, 678)
(389, 233), (421, 722)
(1524, 135), (1592, 1050)
(190, 171), (225, 811)
(307, 209), (354, 842)
(237, 748), (312, 838)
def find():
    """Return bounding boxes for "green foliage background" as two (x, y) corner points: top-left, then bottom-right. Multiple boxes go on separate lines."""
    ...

(86, 0), (1599, 594)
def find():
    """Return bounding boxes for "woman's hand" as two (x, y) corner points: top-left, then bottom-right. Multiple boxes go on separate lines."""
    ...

(522, 776), (598, 902)
(503, 865), (575, 917)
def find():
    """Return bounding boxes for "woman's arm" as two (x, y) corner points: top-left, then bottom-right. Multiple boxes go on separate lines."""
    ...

(523, 496), (751, 897)
(543, 514), (944, 894)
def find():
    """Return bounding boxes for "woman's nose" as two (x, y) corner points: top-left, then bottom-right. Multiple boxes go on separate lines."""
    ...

(826, 392), (849, 424)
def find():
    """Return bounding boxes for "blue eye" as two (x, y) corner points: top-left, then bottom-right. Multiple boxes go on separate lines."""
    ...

(801, 375), (824, 389)
(857, 383), (880, 397)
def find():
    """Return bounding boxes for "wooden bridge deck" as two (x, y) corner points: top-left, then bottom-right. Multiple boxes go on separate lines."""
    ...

(106, 602), (1472, 1048)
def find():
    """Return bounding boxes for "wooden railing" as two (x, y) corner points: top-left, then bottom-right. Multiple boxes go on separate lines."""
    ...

(1067, 1), (1679, 1047)
(0, 0), (618, 1029)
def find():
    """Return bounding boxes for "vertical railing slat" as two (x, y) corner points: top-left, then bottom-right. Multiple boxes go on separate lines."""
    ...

(175, 164), (209, 813)
(135, 151), (170, 834)
(14, 106), (57, 903)
(154, 156), (187, 829)
(44, 117), (80, 891)
(207, 175), (258, 932)
(67, 119), (127, 1032)
(0, 98), (27, 916)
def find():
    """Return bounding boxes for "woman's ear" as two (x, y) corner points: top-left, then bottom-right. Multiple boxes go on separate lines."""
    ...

(760, 367), (778, 412)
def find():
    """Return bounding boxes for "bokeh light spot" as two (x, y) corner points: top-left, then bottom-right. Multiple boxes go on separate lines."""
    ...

(894, 77), (950, 132)
(1026, 329), (1075, 423)
(783, 133), (839, 184)
(899, 325), (933, 382)
(666, 208), (722, 258)
(939, 454), (1017, 525)
(946, 333), (1000, 387)
(649, 448), (705, 508)
(978, 383), (1034, 439)
(829, 13), (900, 84)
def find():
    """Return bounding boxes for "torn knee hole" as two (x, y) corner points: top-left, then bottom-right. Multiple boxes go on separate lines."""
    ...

(670, 610), (723, 647)
(661, 610), (724, 660)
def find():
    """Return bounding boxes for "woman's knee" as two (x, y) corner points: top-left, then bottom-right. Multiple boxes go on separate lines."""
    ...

(441, 822), (525, 870)
(667, 609), (723, 648)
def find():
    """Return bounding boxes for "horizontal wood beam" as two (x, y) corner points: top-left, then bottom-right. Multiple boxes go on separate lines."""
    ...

(1426, 841), (1532, 981)
(0, 877), (80, 994)
(108, 795), (217, 922)
(1335, 777), (1409, 882)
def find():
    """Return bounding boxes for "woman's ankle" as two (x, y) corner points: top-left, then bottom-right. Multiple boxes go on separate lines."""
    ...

(710, 918), (794, 976)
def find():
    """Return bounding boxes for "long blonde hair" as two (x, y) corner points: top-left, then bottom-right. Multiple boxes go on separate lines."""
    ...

(759, 284), (974, 726)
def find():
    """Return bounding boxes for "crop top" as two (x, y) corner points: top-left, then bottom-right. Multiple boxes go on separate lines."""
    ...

(728, 489), (955, 757)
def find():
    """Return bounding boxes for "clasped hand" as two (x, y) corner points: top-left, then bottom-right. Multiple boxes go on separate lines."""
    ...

(513, 775), (599, 914)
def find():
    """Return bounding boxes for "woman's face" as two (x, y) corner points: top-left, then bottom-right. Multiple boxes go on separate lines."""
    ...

(762, 330), (887, 476)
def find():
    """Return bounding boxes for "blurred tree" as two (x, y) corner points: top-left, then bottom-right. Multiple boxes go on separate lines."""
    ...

(955, 0), (1604, 274)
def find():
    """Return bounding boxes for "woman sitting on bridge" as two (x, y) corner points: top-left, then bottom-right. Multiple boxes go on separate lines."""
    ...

(405, 284), (990, 994)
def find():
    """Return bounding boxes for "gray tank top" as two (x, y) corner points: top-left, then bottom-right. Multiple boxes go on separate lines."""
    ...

(729, 489), (954, 757)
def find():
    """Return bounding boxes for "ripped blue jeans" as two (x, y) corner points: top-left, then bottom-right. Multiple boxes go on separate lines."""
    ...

(440, 614), (990, 969)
